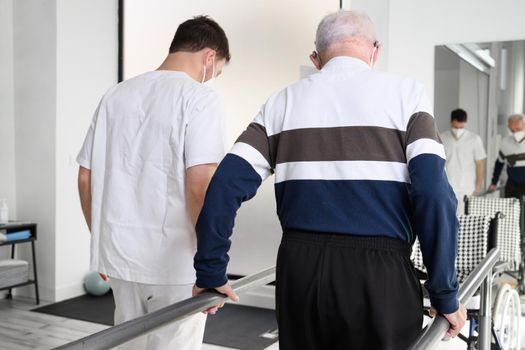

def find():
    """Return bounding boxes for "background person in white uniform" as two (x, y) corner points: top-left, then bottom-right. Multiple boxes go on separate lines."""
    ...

(440, 109), (486, 214)
(77, 16), (230, 350)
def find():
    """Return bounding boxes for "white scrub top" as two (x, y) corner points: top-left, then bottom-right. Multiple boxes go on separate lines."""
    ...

(77, 71), (225, 285)
(440, 129), (486, 195)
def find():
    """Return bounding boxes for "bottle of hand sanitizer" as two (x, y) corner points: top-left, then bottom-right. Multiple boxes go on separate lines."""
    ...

(0, 199), (8, 223)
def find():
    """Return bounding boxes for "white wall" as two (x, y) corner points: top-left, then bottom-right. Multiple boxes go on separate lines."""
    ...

(509, 41), (525, 114)
(434, 46), (460, 132)
(386, 0), (525, 105)
(0, 0), (16, 286)
(458, 60), (490, 145)
(13, 0), (57, 301)
(1, 0), (118, 302)
(0, 0), (16, 222)
(55, 0), (118, 300)
(499, 41), (525, 119)
(124, 0), (339, 275)
(341, 0), (390, 72)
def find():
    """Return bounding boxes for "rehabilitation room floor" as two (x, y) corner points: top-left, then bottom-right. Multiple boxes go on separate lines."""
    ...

(0, 296), (279, 350)
(0, 295), (523, 350)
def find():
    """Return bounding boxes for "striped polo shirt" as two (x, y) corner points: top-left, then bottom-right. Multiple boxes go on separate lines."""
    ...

(491, 135), (525, 185)
(194, 56), (459, 314)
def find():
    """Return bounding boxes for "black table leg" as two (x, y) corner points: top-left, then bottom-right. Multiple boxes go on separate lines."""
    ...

(31, 241), (39, 304)
(6, 244), (15, 299)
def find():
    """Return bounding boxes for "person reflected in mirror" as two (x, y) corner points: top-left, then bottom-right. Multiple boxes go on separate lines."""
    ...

(488, 114), (525, 198)
(440, 108), (486, 214)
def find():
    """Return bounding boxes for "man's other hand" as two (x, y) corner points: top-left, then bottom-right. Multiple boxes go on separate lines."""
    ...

(443, 304), (467, 339)
(192, 282), (239, 315)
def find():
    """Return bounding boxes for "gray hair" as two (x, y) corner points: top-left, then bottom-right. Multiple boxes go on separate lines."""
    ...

(315, 10), (377, 53)
(508, 114), (525, 123)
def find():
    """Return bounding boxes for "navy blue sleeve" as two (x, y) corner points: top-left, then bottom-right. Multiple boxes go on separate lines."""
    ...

(194, 154), (263, 288)
(491, 159), (505, 186)
(409, 154), (459, 314)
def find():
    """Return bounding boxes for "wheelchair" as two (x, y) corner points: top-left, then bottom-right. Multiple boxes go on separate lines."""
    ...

(411, 210), (522, 350)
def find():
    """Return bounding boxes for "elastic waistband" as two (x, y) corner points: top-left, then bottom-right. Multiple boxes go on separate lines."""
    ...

(283, 229), (411, 257)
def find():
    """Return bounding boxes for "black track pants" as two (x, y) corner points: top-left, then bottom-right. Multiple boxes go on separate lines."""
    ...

(505, 180), (525, 199)
(276, 230), (423, 350)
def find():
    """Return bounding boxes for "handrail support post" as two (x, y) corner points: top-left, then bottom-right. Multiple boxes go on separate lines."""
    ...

(478, 271), (493, 350)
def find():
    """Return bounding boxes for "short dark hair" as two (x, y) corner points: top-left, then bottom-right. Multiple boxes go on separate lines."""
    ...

(169, 16), (230, 62)
(451, 108), (467, 122)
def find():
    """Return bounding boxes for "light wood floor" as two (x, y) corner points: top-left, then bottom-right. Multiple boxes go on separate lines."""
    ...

(0, 297), (107, 349)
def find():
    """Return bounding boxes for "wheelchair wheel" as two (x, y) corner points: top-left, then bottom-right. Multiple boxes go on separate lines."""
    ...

(493, 284), (521, 350)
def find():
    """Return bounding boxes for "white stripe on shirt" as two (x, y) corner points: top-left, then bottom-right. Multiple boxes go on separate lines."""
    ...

(230, 142), (273, 180)
(273, 160), (410, 184)
(406, 138), (446, 163)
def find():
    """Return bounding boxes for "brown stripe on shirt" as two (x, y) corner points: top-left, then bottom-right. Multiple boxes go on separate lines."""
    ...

(405, 112), (442, 146)
(504, 153), (525, 166)
(267, 126), (406, 165)
(236, 122), (272, 166)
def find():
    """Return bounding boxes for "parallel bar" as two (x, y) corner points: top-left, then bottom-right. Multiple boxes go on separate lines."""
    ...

(478, 273), (493, 350)
(407, 248), (500, 350)
(54, 266), (276, 350)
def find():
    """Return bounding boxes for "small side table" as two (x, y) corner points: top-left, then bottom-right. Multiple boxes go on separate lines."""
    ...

(0, 222), (39, 304)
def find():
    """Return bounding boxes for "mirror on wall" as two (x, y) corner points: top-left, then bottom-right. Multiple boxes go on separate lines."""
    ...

(434, 40), (525, 189)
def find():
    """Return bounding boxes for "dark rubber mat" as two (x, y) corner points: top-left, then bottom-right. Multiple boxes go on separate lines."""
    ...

(32, 292), (115, 326)
(32, 293), (278, 349)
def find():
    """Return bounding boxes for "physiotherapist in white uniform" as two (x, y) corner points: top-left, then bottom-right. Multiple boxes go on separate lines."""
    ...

(440, 108), (486, 215)
(77, 16), (230, 350)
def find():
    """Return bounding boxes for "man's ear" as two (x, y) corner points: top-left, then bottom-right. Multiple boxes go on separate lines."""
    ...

(309, 52), (322, 70)
(205, 49), (217, 64)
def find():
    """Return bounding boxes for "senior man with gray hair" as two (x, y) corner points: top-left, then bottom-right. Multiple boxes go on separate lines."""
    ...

(193, 10), (466, 349)
(489, 114), (525, 197)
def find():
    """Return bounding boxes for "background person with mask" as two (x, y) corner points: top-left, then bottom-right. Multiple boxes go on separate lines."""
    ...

(77, 16), (229, 350)
(440, 108), (486, 214)
(489, 114), (525, 198)
(193, 10), (465, 350)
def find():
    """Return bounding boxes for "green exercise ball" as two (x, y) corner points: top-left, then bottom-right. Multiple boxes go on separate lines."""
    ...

(84, 271), (110, 296)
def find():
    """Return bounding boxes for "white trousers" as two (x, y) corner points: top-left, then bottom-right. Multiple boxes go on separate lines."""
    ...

(109, 278), (206, 350)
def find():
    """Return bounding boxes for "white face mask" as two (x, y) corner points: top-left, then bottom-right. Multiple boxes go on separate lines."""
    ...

(451, 128), (465, 139)
(369, 41), (379, 69)
(513, 130), (525, 143)
(201, 57), (216, 84)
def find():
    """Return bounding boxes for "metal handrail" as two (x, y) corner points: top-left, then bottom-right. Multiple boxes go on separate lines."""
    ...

(56, 249), (500, 350)
(407, 248), (500, 350)
(54, 266), (276, 350)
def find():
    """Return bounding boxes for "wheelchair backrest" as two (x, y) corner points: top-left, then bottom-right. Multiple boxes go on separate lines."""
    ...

(411, 215), (492, 284)
(465, 196), (522, 270)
